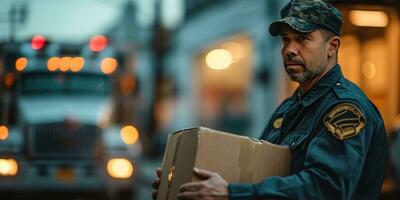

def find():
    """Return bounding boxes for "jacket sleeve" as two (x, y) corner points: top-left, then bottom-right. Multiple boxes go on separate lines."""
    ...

(228, 104), (378, 200)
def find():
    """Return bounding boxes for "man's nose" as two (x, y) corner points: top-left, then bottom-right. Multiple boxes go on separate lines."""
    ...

(282, 42), (298, 58)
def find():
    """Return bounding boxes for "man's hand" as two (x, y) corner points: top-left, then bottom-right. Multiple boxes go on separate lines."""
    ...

(177, 168), (229, 200)
(152, 168), (162, 200)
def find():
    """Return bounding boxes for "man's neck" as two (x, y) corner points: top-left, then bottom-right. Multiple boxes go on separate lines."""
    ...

(299, 62), (337, 97)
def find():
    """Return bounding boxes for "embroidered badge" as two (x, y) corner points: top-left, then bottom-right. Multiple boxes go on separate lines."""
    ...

(273, 118), (283, 129)
(323, 103), (366, 140)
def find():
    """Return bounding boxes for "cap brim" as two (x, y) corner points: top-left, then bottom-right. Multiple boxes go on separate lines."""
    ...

(268, 17), (320, 36)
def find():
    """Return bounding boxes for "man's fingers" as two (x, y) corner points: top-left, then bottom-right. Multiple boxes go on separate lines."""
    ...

(152, 190), (158, 200)
(152, 179), (160, 189)
(179, 182), (202, 192)
(152, 168), (162, 200)
(176, 191), (198, 200)
(156, 168), (162, 178)
(193, 167), (217, 179)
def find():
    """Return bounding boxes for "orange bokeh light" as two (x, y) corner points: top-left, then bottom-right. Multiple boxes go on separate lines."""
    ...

(70, 57), (85, 72)
(120, 125), (139, 145)
(0, 126), (9, 140)
(0, 159), (18, 176)
(15, 57), (28, 71)
(106, 158), (133, 179)
(120, 75), (136, 96)
(47, 57), (60, 71)
(4, 73), (14, 87)
(349, 10), (389, 27)
(100, 58), (118, 74)
(59, 57), (72, 72)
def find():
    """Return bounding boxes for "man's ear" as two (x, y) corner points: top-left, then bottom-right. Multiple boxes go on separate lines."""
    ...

(328, 36), (341, 57)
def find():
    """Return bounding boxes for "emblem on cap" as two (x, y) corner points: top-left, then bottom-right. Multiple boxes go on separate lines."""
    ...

(273, 118), (283, 129)
(323, 103), (366, 140)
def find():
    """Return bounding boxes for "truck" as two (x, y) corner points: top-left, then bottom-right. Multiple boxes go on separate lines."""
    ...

(0, 35), (141, 200)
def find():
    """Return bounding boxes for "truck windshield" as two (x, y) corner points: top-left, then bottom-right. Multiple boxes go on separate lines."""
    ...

(20, 72), (110, 95)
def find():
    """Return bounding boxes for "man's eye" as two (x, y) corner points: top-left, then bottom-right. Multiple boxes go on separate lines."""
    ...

(299, 36), (308, 41)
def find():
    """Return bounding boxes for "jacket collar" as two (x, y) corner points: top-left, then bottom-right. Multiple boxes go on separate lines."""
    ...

(295, 64), (343, 107)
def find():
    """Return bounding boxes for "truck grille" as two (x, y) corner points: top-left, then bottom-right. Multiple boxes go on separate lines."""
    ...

(29, 123), (101, 157)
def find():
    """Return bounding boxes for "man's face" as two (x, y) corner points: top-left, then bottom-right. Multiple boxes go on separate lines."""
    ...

(280, 28), (329, 83)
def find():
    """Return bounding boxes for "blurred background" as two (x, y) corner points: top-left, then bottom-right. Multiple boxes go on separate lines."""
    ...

(0, 0), (399, 199)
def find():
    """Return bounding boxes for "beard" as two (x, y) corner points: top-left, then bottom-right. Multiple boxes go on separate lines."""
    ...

(284, 58), (323, 83)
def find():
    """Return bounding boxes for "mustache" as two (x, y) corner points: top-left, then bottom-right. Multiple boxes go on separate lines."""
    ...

(284, 58), (305, 67)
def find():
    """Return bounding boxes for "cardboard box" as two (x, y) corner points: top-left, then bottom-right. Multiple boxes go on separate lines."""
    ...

(157, 127), (292, 200)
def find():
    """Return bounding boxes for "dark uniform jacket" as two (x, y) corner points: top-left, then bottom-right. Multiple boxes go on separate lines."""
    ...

(228, 64), (388, 200)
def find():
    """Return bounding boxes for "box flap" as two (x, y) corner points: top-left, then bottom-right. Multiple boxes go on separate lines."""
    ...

(157, 132), (180, 200)
(167, 129), (198, 200)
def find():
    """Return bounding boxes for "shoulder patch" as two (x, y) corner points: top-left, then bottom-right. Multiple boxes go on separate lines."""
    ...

(323, 103), (366, 140)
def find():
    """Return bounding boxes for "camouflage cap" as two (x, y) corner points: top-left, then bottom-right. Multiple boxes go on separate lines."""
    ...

(269, 0), (344, 36)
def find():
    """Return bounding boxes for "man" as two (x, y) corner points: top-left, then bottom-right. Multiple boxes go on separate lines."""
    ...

(152, 0), (388, 199)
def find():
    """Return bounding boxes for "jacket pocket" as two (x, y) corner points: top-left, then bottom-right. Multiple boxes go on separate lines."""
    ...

(281, 130), (311, 173)
(281, 130), (310, 150)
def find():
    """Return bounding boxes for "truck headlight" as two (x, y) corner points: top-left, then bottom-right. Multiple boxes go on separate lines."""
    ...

(106, 158), (133, 179)
(0, 158), (18, 176)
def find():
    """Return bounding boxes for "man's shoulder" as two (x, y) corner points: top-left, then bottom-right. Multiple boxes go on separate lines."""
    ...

(326, 77), (383, 122)
(320, 78), (386, 142)
(332, 78), (368, 102)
